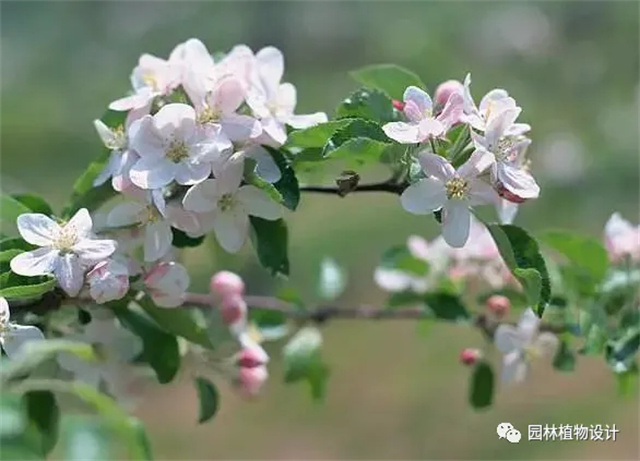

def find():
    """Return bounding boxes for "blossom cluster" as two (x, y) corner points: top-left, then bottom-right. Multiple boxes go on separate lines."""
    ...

(385, 76), (538, 247)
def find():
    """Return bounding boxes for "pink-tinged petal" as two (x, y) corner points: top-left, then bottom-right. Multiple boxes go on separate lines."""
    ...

(111, 151), (138, 192)
(153, 103), (196, 138)
(418, 118), (445, 139)
(65, 208), (93, 238)
(174, 161), (211, 186)
(478, 89), (510, 115)
(129, 157), (175, 189)
(261, 117), (288, 146)
(442, 201), (471, 248)
(2, 325), (45, 359)
(434, 80), (464, 107)
(221, 114), (262, 143)
(128, 116), (165, 159)
(195, 124), (233, 161)
(209, 77), (245, 114)
(403, 100), (424, 123)
(183, 180), (221, 213)
(143, 220), (173, 262)
(403, 86), (432, 115)
(400, 178), (446, 215)
(10, 248), (57, 276)
(72, 238), (117, 267)
(237, 186), (283, 220)
(436, 93), (464, 129)
(456, 149), (495, 179)
(143, 262), (171, 286)
(605, 213), (635, 240)
(244, 145), (281, 183)
(418, 152), (455, 181)
(496, 163), (540, 200)
(468, 178), (499, 206)
(382, 121), (421, 144)
(256, 46), (284, 95)
(213, 210), (249, 253)
(16, 214), (59, 246)
(494, 325), (522, 354)
(407, 235), (431, 261)
(54, 253), (84, 297)
(501, 351), (528, 384)
(286, 112), (328, 129)
(507, 122), (531, 136)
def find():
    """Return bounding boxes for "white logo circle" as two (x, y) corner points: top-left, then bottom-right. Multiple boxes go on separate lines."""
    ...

(496, 422), (514, 439)
(506, 428), (522, 443)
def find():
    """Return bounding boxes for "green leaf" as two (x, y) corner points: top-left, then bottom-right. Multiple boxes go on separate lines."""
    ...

(423, 292), (470, 322)
(0, 249), (24, 264)
(24, 390), (59, 456)
(265, 147), (300, 211)
(194, 377), (220, 423)
(283, 350), (330, 402)
(322, 119), (392, 166)
(469, 361), (494, 410)
(62, 149), (116, 218)
(61, 417), (110, 461)
(335, 88), (395, 123)
(317, 258), (347, 301)
(249, 217), (289, 277)
(244, 158), (284, 204)
(0, 237), (35, 252)
(387, 291), (424, 308)
(539, 230), (609, 283)
(10, 194), (54, 216)
(285, 120), (352, 148)
(487, 224), (551, 316)
(350, 64), (426, 100)
(616, 364), (638, 397)
(113, 306), (180, 384)
(0, 195), (31, 237)
(248, 308), (288, 329)
(379, 245), (429, 276)
(0, 271), (57, 301)
(100, 109), (128, 129)
(607, 329), (640, 364)
(171, 227), (205, 248)
(552, 341), (576, 372)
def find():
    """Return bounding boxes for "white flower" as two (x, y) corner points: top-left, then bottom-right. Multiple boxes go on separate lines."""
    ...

(604, 213), (640, 263)
(107, 190), (172, 262)
(143, 261), (189, 308)
(462, 73), (530, 135)
(165, 202), (215, 238)
(10, 209), (117, 296)
(246, 47), (327, 145)
(0, 297), (44, 359)
(400, 151), (497, 248)
(183, 153), (283, 253)
(494, 308), (558, 384)
(128, 103), (217, 189)
(170, 38), (217, 94)
(497, 198), (519, 225)
(382, 86), (463, 144)
(282, 326), (322, 358)
(86, 259), (130, 304)
(471, 109), (539, 201)
(93, 114), (141, 191)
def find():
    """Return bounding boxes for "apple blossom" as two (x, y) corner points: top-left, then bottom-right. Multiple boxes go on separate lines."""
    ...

(604, 213), (640, 263)
(382, 86), (463, 144)
(210, 271), (245, 298)
(459, 348), (482, 366)
(182, 153), (283, 253)
(0, 297), (44, 359)
(164, 201), (216, 238)
(235, 339), (269, 368)
(434, 79), (464, 108)
(143, 261), (189, 308)
(400, 150), (497, 247)
(494, 308), (558, 384)
(11, 209), (117, 296)
(486, 295), (511, 317)
(235, 365), (268, 397)
(86, 259), (130, 304)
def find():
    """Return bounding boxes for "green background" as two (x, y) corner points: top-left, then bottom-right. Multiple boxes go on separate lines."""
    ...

(1, 1), (638, 459)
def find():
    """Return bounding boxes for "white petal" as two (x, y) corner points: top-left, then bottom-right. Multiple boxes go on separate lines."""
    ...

(468, 178), (499, 206)
(10, 248), (58, 276)
(0, 297), (9, 324)
(2, 325), (45, 359)
(213, 211), (249, 253)
(496, 163), (540, 200)
(501, 351), (527, 384)
(54, 253), (84, 297)
(212, 153), (244, 193)
(182, 180), (221, 213)
(261, 117), (288, 146)
(400, 178), (446, 215)
(534, 332), (559, 357)
(417, 118), (446, 139)
(442, 201), (471, 248)
(418, 153), (455, 181)
(494, 325), (522, 354)
(107, 201), (145, 227)
(153, 103), (196, 138)
(65, 208), (93, 239)
(478, 89), (509, 115)
(256, 47), (284, 95)
(129, 157), (175, 189)
(93, 151), (120, 187)
(403, 86), (432, 115)
(143, 221), (173, 262)
(497, 199), (519, 225)
(210, 77), (245, 114)
(128, 116), (165, 159)
(374, 268), (412, 292)
(237, 186), (283, 220)
(16, 213), (59, 246)
(220, 114), (262, 142)
(173, 161), (211, 186)
(382, 121), (421, 144)
(517, 308), (541, 344)
(72, 238), (117, 266)
(244, 146), (281, 183)
(287, 112), (328, 129)
(485, 107), (521, 147)
(456, 149), (495, 179)
(276, 83), (297, 116)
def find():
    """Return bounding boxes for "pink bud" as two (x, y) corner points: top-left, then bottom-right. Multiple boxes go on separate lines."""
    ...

(434, 80), (464, 107)
(210, 271), (245, 298)
(86, 259), (129, 304)
(486, 295), (511, 317)
(143, 262), (189, 308)
(460, 348), (481, 366)
(235, 365), (268, 397)
(236, 344), (269, 368)
(392, 99), (405, 111)
(220, 294), (247, 326)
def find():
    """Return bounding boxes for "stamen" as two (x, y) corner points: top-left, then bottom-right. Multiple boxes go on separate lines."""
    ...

(445, 177), (469, 200)
(218, 193), (235, 212)
(166, 140), (189, 163)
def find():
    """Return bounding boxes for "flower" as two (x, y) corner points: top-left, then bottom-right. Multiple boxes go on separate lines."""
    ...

(459, 348), (482, 366)
(604, 213), (640, 263)
(128, 103), (221, 189)
(400, 151), (497, 247)
(220, 294), (248, 333)
(0, 297), (44, 359)
(235, 337), (269, 368)
(382, 86), (463, 144)
(434, 79), (464, 108)
(486, 295), (511, 317)
(86, 259), (130, 304)
(183, 153), (283, 253)
(10, 209), (117, 296)
(246, 46), (327, 145)
(494, 308), (558, 384)
(210, 271), (245, 298)
(143, 261), (189, 307)
(235, 364), (268, 397)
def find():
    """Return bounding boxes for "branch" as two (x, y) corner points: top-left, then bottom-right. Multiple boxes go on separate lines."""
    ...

(299, 181), (405, 196)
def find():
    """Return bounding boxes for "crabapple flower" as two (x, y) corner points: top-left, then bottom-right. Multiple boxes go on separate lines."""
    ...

(143, 261), (189, 308)
(246, 47), (327, 145)
(236, 337), (269, 368)
(220, 294), (248, 333)
(494, 308), (558, 384)
(382, 86), (463, 144)
(604, 213), (640, 263)
(486, 295), (511, 318)
(434, 79), (464, 108)
(235, 365), (268, 397)
(86, 259), (130, 304)
(0, 297), (44, 359)
(460, 348), (482, 366)
(128, 103), (221, 189)
(183, 153), (283, 253)
(11, 209), (117, 296)
(210, 271), (245, 298)
(400, 151), (497, 247)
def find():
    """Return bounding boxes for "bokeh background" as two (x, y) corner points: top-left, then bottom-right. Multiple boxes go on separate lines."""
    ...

(1, 1), (639, 459)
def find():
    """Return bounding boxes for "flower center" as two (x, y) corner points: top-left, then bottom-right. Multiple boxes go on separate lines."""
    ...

(53, 227), (79, 254)
(108, 125), (127, 150)
(523, 345), (542, 362)
(218, 193), (235, 212)
(139, 206), (162, 225)
(197, 106), (222, 124)
(495, 136), (517, 162)
(166, 140), (189, 163)
(141, 73), (159, 91)
(445, 177), (469, 200)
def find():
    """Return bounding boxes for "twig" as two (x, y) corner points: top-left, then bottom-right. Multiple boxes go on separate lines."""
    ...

(299, 181), (405, 196)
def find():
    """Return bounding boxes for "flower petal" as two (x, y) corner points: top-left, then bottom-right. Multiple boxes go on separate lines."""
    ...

(237, 186), (283, 220)
(54, 253), (84, 297)
(2, 325), (45, 359)
(382, 121), (421, 144)
(10, 248), (58, 276)
(72, 238), (117, 267)
(143, 220), (173, 262)
(128, 116), (165, 159)
(517, 308), (541, 344)
(182, 180), (221, 213)
(129, 157), (175, 189)
(501, 351), (527, 384)
(213, 210), (249, 253)
(174, 161), (211, 186)
(403, 86), (432, 115)
(107, 201), (146, 227)
(496, 163), (540, 200)
(16, 213), (59, 246)
(287, 112), (328, 129)
(456, 149), (495, 179)
(221, 114), (262, 142)
(494, 325), (522, 354)
(244, 145), (281, 183)
(65, 208), (93, 239)
(153, 103), (196, 138)
(442, 201), (471, 248)
(400, 178), (446, 215)
(468, 178), (499, 206)
(418, 153), (455, 181)
(261, 117), (288, 146)
(256, 46), (284, 95)
(0, 297), (9, 324)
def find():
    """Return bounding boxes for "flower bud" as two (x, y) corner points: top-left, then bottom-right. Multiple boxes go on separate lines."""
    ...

(220, 294), (247, 327)
(392, 99), (405, 111)
(235, 365), (268, 397)
(210, 271), (245, 298)
(459, 348), (481, 366)
(236, 342), (269, 368)
(143, 262), (189, 308)
(434, 80), (464, 107)
(486, 295), (511, 317)
(86, 259), (129, 304)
